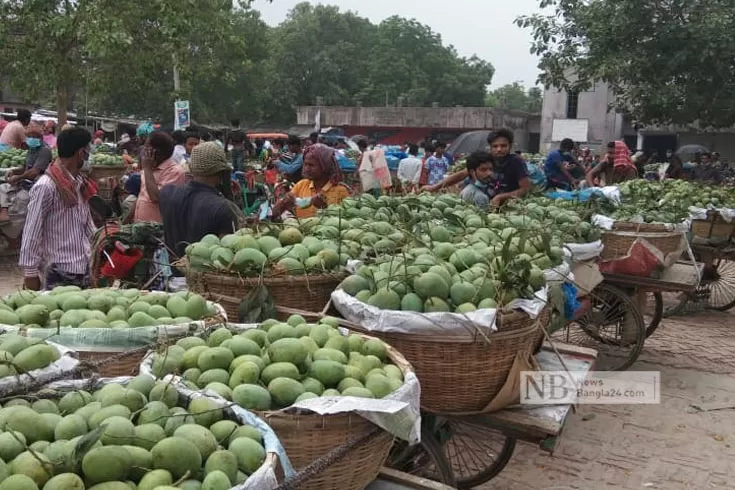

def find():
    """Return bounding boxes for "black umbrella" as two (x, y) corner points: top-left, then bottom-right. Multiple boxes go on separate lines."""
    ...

(447, 130), (491, 158)
(676, 144), (709, 162)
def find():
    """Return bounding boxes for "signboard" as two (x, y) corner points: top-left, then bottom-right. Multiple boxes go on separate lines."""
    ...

(551, 118), (589, 143)
(174, 100), (191, 130)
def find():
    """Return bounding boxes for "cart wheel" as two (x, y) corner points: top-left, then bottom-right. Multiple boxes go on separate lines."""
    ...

(437, 420), (516, 489)
(703, 258), (735, 311)
(643, 292), (663, 338)
(388, 421), (456, 487)
(551, 283), (645, 371)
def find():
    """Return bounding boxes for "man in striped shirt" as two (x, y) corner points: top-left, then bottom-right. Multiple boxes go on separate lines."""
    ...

(19, 128), (96, 291)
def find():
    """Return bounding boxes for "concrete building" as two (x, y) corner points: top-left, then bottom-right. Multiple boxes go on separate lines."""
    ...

(296, 106), (541, 151)
(541, 81), (735, 159)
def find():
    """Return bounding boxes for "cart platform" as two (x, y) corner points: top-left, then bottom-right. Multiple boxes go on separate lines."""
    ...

(441, 344), (597, 452)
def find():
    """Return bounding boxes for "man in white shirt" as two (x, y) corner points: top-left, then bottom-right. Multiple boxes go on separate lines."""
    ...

(397, 144), (422, 191)
(171, 130), (187, 164)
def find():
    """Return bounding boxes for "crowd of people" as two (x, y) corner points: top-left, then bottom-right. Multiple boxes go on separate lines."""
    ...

(0, 112), (732, 291)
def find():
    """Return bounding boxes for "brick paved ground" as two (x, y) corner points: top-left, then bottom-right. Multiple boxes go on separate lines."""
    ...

(0, 257), (733, 489)
(486, 311), (735, 490)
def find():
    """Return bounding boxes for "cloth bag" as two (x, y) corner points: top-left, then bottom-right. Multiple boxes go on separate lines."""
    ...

(359, 148), (392, 191)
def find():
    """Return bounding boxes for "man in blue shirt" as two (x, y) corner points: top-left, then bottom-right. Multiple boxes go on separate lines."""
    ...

(425, 142), (450, 185)
(544, 138), (578, 190)
(275, 135), (304, 183)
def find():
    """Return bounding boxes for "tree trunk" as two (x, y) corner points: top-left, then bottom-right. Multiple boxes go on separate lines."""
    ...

(56, 85), (68, 129)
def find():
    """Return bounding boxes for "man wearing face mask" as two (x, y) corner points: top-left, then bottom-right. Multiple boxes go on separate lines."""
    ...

(20, 127), (98, 290)
(0, 123), (53, 225)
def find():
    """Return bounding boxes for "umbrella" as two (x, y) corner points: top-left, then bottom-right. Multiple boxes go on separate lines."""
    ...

(676, 144), (709, 162)
(446, 130), (491, 158)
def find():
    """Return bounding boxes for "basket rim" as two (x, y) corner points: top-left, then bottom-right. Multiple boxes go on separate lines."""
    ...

(603, 230), (682, 237)
(194, 269), (348, 286)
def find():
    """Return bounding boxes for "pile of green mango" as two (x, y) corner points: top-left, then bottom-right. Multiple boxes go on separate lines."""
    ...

(0, 376), (267, 489)
(0, 334), (60, 379)
(149, 315), (405, 409)
(0, 287), (215, 329)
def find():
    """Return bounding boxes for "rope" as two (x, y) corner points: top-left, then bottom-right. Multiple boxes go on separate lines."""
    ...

(273, 427), (384, 490)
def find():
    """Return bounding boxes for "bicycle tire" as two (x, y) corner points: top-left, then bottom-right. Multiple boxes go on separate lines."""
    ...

(645, 292), (663, 338)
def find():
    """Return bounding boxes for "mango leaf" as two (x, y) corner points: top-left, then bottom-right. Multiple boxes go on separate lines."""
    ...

(238, 284), (276, 323)
(72, 425), (105, 467)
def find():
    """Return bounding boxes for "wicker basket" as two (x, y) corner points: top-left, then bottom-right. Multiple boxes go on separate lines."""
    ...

(187, 270), (346, 320)
(365, 309), (550, 414)
(601, 230), (684, 260)
(612, 221), (670, 233)
(89, 165), (126, 181)
(691, 212), (735, 242)
(76, 350), (149, 377)
(256, 334), (410, 490)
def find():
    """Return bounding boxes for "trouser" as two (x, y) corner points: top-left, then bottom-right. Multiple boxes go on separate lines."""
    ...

(231, 148), (245, 171)
(44, 264), (90, 291)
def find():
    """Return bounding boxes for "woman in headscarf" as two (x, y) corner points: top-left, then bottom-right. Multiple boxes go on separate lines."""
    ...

(271, 143), (350, 219)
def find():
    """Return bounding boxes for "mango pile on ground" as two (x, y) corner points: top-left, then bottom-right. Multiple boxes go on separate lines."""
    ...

(0, 376), (266, 490)
(150, 315), (404, 409)
(0, 287), (214, 329)
(615, 179), (735, 223)
(0, 335), (60, 379)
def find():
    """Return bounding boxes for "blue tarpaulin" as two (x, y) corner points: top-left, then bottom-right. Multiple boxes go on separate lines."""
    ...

(545, 188), (604, 202)
(337, 154), (357, 172)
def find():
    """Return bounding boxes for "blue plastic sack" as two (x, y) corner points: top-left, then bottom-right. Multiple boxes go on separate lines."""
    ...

(545, 188), (603, 202)
(337, 154), (357, 172)
(385, 155), (401, 171)
(562, 282), (581, 320)
(526, 162), (546, 186)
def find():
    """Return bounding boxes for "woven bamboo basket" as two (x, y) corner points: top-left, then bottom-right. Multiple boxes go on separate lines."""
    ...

(256, 334), (411, 490)
(612, 221), (670, 233)
(187, 270), (346, 321)
(601, 230), (684, 260)
(366, 309), (550, 414)
(691, 212), (735, 242)
(89, 165), (126, 181)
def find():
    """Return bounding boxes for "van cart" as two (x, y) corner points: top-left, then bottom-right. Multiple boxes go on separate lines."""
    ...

(391, 343), (597, 489)
(661, 244), (735, 316)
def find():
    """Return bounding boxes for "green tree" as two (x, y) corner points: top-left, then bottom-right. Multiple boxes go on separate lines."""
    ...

(485, 82), (543, 112)
(360, 16), (494, 107)
(516, 0), (735, 127)
(263, 4), (494, 123)
(0, 0), (265, 126)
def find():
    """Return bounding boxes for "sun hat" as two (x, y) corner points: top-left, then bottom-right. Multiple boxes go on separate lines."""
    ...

(189, 141), (231, 176)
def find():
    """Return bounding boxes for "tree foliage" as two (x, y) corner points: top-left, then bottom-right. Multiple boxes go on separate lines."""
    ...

(516, 0), (735, 128)
(263, 4), (495, 123)
(1, 1), (494, 126)
(485, 82), (542, 112)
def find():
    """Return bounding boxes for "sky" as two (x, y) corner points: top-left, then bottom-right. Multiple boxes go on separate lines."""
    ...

(254, 0), (543, 90)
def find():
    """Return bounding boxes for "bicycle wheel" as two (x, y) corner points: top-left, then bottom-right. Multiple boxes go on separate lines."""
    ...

(703, 258), (735, 311)
(644, 292), (663, 338)
(388, 420), (456, 487)
(438, 419), (516, 489)
(550, 283), (645, 371)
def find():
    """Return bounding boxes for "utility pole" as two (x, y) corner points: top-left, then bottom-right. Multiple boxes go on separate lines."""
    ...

(173, 54), (181, 95)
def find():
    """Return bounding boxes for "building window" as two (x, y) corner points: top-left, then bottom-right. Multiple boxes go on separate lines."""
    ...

(566, 90), (579, 119)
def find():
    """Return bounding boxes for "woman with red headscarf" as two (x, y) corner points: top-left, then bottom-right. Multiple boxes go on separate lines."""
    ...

(271, 143), (350, 219)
